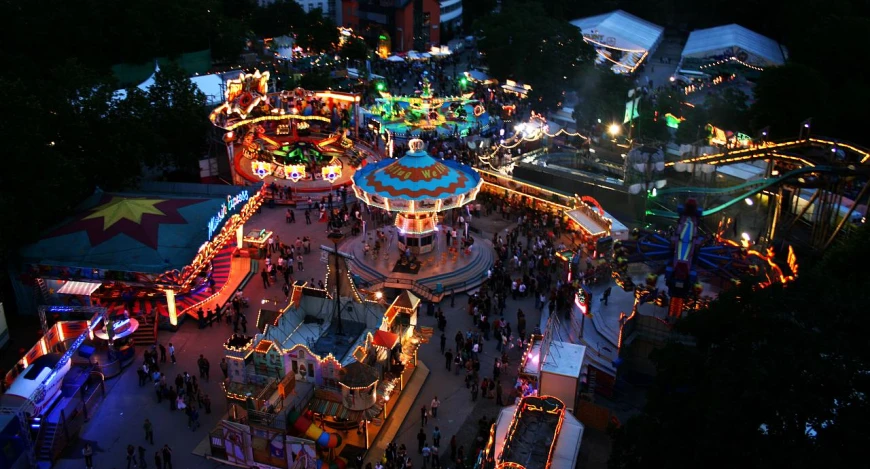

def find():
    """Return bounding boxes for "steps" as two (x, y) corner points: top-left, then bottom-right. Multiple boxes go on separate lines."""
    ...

(37, 422), (58, 462)
(131, 310), (157, 346)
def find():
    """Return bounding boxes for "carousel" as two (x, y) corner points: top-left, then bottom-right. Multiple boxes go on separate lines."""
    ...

(351, 139), (481, 255)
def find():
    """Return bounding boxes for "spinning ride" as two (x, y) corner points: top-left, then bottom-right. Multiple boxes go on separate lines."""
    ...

(210, 70), (364, 185)
(352, 139), (482, 254)
(365, 76), (489, 136)
(612, 198), (797, 318)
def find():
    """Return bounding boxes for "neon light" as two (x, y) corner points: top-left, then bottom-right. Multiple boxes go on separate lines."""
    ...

(208, 191), (250, 239)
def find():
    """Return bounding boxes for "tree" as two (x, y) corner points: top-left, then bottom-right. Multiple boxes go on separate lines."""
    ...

(609, 227), (870, 469)
(463, 0), (498, 32)
(634, 98), (671, 144)
(251, 0), (304, 38)
(478, 1), (595, 112)
(750, 64), (830, 140)
(338, 36), (371, 63)
(674, 105), (709, 145)
(295, 9), (338, 52)
(572, 67), (632, 130)
(704, 87), (750, 132)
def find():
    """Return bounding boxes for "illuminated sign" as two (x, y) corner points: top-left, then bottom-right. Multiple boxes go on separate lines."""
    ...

(208, 191), (250, 239)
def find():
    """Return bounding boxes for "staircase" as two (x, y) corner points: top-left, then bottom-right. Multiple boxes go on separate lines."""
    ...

(131, 307), (157, 346)
(36, 422), (58, 462)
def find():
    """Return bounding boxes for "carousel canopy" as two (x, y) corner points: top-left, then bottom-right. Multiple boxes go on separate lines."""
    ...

(20, 182), (262, 274)
(340, 362), (378, 388)
(352, 139), (481, 213)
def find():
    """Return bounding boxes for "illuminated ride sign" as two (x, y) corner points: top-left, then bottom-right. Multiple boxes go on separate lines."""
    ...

(208, 191), (251, 239)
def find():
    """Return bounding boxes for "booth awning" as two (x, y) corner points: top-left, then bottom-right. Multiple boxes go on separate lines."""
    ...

(57, 281), (103, 296)
(567, 209), (609, 237)
(308, 396), (361, 421)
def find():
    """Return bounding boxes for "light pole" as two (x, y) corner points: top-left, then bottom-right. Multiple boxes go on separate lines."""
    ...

(608, 123), (620, 151)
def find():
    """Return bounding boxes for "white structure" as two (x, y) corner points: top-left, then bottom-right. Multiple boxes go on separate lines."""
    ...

(570, 10), (663, 74)
(489, 401), (584, 469)
(540, 341), (586, 412)
(440, 0), (463, 27)
(113, 66), (242, 106)
(681, 24), (787, 70)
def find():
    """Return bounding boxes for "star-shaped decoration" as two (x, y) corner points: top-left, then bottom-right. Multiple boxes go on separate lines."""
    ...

(49, 196), (203, 250)
(83, 197), (167, 230)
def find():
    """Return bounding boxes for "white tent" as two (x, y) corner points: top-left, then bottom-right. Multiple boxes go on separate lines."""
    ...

(386, 55), (405, 62)
(114, 66), (240, 106)
(681, 24), (787, 68)
(570, 10), (664, 54)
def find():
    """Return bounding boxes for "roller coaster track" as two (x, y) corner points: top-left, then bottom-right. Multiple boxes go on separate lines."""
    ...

(647, 165), (866, 219)
(666, 137), (870, 168)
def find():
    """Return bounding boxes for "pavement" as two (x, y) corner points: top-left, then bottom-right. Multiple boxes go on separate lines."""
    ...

(46, 192), (657, 469)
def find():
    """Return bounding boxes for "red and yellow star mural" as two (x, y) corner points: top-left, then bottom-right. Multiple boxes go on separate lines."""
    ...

(50, 196), (202, 249)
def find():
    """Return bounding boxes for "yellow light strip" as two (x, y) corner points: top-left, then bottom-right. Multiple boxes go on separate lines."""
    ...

(212, 114), (331, 131)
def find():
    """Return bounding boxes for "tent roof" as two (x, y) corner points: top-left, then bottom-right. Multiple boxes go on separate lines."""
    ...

(372, 329), (399, 348)
(570, 10), (664, 52)
(20, 182), (260, 274)
(57, 280), (103, 296)
(682, 24), (786, 66)
(114, 66), (240, 105)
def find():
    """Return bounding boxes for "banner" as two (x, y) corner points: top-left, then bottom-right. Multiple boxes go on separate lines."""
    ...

(623, 98), (640, 124)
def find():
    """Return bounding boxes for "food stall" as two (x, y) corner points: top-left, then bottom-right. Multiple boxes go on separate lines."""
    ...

(242, 229), (273, 258)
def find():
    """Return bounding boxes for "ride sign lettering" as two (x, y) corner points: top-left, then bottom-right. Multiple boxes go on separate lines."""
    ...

(208, 191), (250, 239)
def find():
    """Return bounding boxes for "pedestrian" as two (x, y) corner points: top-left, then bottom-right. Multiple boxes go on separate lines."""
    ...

(168, 343), (176, 364)
(127, 444), (138, 468)
(261, 269), (270, 288)
(162, 444), (172, 469)
(297, 254), (304, 272)
(197, 355), (210, 380)
(83, 443), (94, 469)
(439, 333), (446, 354)
(444, 349), (453, 371)
(421, 405), (429, 426)
(430, 397), (440, 418)
(220, 358), (228, 378)
(158, 343), (166, 363)
(432, 426), (441, 447)
(203, 393), (212, 414)
(138, 446), (147, 468)
(154, 451), (162, 469)
(144, 418), (153, 444)
(601, 286), (611, 306)
(240, 314), (248, 333)
(417, 428), (426, 453)
(422, 443), (431, 468)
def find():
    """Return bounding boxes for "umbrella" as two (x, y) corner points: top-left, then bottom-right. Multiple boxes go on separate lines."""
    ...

(387, 55), (404, 62)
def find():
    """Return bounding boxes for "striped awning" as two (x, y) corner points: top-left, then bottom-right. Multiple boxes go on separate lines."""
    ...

(57, 281), (103, 296)
(308, 396), (361, 421)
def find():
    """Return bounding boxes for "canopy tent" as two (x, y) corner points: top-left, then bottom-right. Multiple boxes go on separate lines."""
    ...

(386, 55), (405, 62)
(464, 69), (494, 84)
(19, 182), (261, 274)
(114, 65), (240, 105)
(681, 24), (787, 68)
(570, 10), (664, 55)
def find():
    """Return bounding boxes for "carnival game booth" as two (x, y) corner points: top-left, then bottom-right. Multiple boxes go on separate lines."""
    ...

(570, 10), (663, 74)
(679, 24), (786, 79)
(352, 139), (482, 254)
(566, 196), (629, 257)
(476, 395), (584, 469)
(12, 182), (265, 330)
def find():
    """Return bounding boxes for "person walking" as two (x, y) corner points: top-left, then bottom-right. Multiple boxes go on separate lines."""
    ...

(601, 286), (612, 306)
(138, 446), (147, 468)
(297, 254), (304, 272)
(168, 343), (176, 364)
(416, 428), (426, 453)
(197, 355), (210, 381)
(261, 269), (270, 288)
(439, 333), (446, 354)
(432, 426), (441, 447)
(144, 418), (154, 444)
(154, 451), (162, 469)
(127, 444), (138, 469)
(444, 349), (453, 371)
(421, 405), (429, 426)
(430, 397), (440, 418)
(162, 444), (173, 469)
(305, 209), (312, 224)
(158, 343), (166, 363)
(220, 358), (228, 378)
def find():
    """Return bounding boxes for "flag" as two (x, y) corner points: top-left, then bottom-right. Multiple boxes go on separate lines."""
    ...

(623, 98), (640, 124)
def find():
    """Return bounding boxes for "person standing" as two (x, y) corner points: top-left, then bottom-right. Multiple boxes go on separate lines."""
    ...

(154, 451), (162, 469)
(168, 343), (176, 364)
(296, 254), (304, 272)
(439, 333), (446, 354)
(144, 418), (153, 445)
(127, 444), (138, 469)
(601, 286), (612, 306)
(138, 446), (147, 468)
(421, 405), (429, 426)
(432, 426), (441, 447)
(261, 269), (270, 288)
(305, 209), (311, 224)
(158, 343), (166, 363)
(444, 349), (453, 371)
(416, 428), (426, 454)
(162, 444), (173, 469)
(83, 443), (94, 469)
(220, 358), (228, 378)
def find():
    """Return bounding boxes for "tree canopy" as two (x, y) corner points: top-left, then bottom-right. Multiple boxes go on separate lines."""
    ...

(478, 1), (595, 112)
(609, 228), (870, 469)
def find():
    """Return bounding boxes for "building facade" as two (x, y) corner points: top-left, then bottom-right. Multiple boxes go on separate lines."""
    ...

(439, 0), (462, 42)
(341, 0), (441, 52)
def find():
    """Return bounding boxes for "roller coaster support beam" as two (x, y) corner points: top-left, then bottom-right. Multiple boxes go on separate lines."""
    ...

(784, 189), (820, 236)
(823, 180), (870, 250)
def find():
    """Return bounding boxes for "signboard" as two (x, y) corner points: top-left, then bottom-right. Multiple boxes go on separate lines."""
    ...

(208, 190), (251, 239)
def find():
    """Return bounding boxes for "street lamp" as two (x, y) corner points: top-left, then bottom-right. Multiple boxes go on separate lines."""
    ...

(608, 124), (621, 138)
